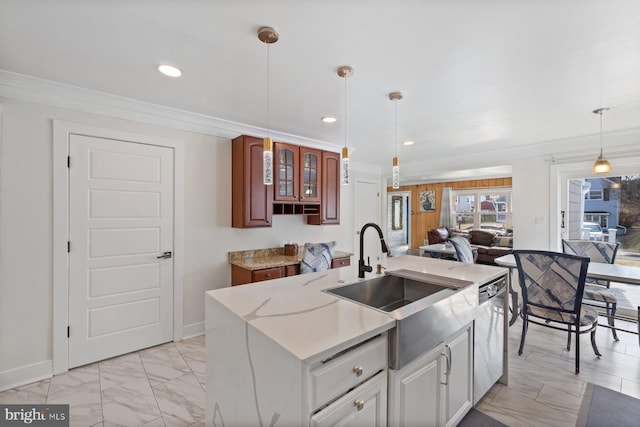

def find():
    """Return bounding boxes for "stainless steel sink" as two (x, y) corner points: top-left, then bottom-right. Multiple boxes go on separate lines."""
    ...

(325, 274), (448, 312)
(325, 269), (479, 369)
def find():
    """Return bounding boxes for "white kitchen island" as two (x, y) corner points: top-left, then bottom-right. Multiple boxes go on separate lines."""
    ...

(205, 255), (508, 426)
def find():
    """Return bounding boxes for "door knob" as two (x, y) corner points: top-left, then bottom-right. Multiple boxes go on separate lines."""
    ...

(157, 251), (173, 259)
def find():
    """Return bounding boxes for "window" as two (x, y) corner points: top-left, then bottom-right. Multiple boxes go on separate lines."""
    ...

(451, 188), (512, 233)
(585, 189), (603, 200)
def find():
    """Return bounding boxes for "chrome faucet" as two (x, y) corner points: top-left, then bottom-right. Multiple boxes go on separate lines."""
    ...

(358, 223), (389, 278)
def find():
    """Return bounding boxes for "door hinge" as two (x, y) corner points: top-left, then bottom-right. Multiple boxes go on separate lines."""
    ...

(67, 326), (70, 338)
(67, 241), (71, 252)
(67, 156), (70, 168)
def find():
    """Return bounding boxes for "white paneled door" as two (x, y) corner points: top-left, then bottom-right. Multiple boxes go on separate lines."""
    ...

(68, 134), (174, 368)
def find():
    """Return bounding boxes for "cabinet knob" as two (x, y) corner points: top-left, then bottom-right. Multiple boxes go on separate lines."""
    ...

(353, 366), (363, 377)
(354, 399), (364, 411)
(266, 274), (271, 278)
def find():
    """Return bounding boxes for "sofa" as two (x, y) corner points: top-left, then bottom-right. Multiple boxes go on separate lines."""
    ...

(427, 227), (512, 265)
(468, 230), (512, 265)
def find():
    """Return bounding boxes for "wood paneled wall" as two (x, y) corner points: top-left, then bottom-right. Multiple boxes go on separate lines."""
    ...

(388, 178), (512, 248)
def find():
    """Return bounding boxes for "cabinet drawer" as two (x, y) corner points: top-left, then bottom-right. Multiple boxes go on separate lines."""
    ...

(285, 264), (300, 277)
(252, 267), (283, 282)
(310, 371), (387, 427)
(331, 256), (350, 269)
(310, 335), (387, 410)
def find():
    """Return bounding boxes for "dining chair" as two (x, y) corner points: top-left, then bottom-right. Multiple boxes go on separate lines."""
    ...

(447, 236), (477, 264)
(562, 239), (621, 341)
(513, 250), (601, 374)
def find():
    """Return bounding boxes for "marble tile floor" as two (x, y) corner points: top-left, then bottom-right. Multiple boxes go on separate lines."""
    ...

(0, 335), (206, 427)
(477, 315), (640, 427)
(1, 319), (638, 427)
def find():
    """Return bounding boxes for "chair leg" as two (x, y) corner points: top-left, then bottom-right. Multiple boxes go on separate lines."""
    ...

(575, 327), (580, 374)
(608, 302), (619, 342)
(518, 315), (528, 356)
(566, 325), (571, 351)
(590, 328), (602, 358)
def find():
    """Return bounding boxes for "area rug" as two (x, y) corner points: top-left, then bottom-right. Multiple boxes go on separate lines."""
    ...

(458, 408), (508, 427)
(576, 383), (640, 427)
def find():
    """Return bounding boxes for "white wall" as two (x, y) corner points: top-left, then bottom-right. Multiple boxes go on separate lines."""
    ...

(0, 98), (354, 389)
(511, 156), (551, 250)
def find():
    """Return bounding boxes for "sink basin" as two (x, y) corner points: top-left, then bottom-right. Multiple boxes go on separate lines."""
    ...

(325, 269), (479, 369)
(325, 274), (448, 312)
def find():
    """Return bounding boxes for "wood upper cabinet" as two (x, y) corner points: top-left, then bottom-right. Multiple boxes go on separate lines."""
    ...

(273, 142), (322, 204)
(308, 150), (340, 225)
(232, 135), (273, 228)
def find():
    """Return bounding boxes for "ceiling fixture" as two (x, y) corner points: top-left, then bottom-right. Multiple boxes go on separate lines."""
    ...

(402, 140), (414, 146)
(321, 116), (337, 123)
(389, 91), (404, 189)
(258, 26), (279, 185)
(338, 66), (354, 186)
(157, 64), (182, 78)
(592, 107), (611, 174)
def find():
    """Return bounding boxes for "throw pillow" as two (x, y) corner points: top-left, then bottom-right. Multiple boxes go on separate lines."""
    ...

(300, 241), (337, 274)
(435, 228), (449, 239)
(493, 236), (513, 248)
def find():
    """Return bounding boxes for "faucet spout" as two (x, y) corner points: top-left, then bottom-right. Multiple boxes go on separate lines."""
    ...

(358, 222), (389, 278)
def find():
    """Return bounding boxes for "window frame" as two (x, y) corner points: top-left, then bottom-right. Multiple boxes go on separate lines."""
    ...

(451, 187), (513, 232)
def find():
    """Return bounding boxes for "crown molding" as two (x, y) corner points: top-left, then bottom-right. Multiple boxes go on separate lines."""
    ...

(0, 69), (343, 153)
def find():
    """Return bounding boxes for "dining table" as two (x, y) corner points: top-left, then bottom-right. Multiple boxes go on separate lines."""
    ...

(494, 253), (640, 341)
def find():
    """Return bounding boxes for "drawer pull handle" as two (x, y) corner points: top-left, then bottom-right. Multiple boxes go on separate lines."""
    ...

(353, 366), (363, 377)
(354, 399), (364, 411)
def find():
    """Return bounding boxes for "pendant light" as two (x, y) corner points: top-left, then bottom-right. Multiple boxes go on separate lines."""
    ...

(389, 91), (403, 189)
(592, 107), (611, 174)
(337, 66), (354, 185)
(258, 26), (279, 185)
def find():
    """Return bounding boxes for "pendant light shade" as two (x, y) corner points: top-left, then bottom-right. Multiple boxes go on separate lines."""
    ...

(338, 66), (354, 186)
(392, 156), (400, 189)
(592, 107), (611, 174)
(389, 92), (403, 189)
(258, 26), (279, 185)
(342, 146), (350, 186)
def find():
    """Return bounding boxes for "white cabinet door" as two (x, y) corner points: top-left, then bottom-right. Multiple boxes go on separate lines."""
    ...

(389, 324), (474, 427)
(443, 326), (474, 427)
(310, 371), (387, 427)
(388, 345), (443, 427)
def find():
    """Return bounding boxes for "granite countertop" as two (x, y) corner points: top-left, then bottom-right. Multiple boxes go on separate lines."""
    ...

(229, 246), (353, 270)
(208, 255), (507, 362)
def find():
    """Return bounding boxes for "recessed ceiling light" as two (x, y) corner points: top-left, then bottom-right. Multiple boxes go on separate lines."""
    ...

(321, 116), (337, 123)
(402, 140), (414, 146)
(157, 64), (182, 78)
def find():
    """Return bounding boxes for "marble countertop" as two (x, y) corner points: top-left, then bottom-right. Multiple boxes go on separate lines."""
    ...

(207, 255), (507, 363)
(229, 247), (352, 270)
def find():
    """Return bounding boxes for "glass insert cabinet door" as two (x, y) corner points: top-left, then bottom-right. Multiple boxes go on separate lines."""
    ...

(299, 146), (322, 203)
(274, 142), (298, 202)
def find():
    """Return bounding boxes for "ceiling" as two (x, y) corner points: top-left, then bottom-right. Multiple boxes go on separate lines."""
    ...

(1, 0), (640, 184)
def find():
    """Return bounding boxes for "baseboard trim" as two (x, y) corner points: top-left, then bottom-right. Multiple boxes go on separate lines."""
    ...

(0, 360), (53, 392)
(182, 321), (204, 340)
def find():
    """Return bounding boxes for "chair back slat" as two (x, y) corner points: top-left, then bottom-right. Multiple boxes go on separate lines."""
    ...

(514, 250), (589, 315)
(448, 236), (475, 264)
(562, 239), (619, 264)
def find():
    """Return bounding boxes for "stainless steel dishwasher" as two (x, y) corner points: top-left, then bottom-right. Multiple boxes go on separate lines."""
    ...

(473, 274), (507, 404)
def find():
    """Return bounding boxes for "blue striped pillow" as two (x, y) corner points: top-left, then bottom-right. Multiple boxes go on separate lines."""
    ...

(300, 241), (337, 274)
